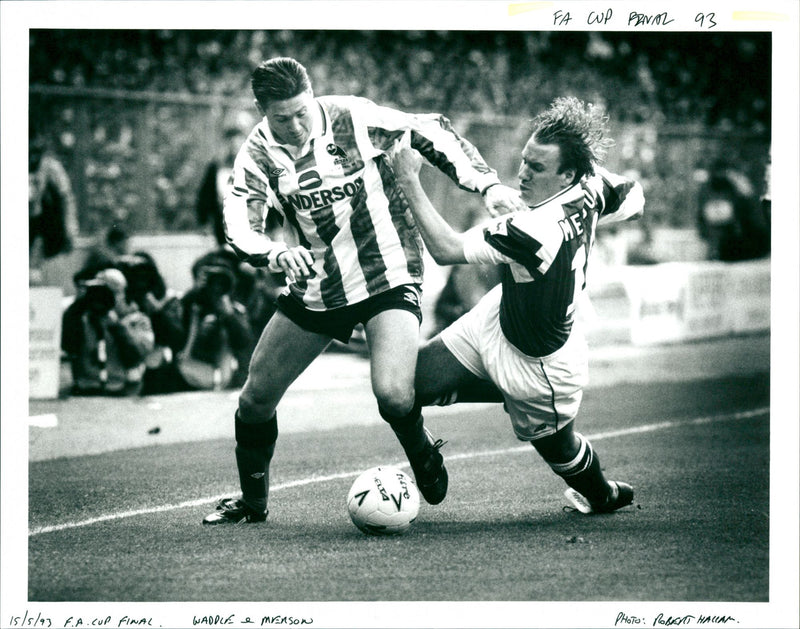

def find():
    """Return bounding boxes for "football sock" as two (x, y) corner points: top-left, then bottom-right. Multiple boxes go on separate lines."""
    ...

(379, 402), (427, 455)
(547, 433), (612, 506)
(234, 411), (278, 513)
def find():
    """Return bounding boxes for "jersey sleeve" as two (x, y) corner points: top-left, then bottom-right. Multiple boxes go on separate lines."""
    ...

(463, 211), (562, 279)
(463, 220), (515, 266)
(357, 98), (501, 194)
(591, 166), (645, 225)
(223, 142), (288, 272)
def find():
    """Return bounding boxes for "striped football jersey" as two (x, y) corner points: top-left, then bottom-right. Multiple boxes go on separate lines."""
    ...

(224, 95), (501, 310)
(463, 167), (644, 356)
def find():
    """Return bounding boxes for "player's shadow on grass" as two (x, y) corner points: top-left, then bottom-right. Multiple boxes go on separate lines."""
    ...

(410, 508), (634, 534)
(194, 504), (640, 545)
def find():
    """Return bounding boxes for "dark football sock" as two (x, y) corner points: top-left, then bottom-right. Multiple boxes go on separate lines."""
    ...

(234, 412), (278, 513)
(547, 433), (612, 506)
(379, 403), (427, 455)
(235, 446), (271, 513)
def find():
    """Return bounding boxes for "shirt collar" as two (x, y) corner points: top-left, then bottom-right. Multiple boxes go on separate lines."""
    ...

(529, 181), (584, 209)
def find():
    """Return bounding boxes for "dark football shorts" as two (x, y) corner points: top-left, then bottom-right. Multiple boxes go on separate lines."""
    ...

(276, 284), (422, 344)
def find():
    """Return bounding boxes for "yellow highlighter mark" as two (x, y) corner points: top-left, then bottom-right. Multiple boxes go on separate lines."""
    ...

(508, 2), (554, 17)
(732, 11), (789, 21)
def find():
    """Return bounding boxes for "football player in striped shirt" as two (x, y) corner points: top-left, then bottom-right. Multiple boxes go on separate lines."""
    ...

(204, 57), (524, 524)
(392, 97), (644, 514)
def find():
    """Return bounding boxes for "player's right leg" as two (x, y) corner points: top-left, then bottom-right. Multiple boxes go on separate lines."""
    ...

(203, 311), (331, 525)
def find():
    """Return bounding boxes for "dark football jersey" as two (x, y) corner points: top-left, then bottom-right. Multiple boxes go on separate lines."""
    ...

(463, 168), (644, 356)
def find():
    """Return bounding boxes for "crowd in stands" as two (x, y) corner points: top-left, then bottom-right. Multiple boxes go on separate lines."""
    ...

(30, 30), (770, 129)
(29, 30), (771, 236)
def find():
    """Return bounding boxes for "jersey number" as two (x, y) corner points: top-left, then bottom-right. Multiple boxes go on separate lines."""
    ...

(566, 211), (597, 317)
(566, 244), (587, 317)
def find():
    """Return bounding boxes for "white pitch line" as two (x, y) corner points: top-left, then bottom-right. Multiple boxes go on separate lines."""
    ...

(28, 406), (768, 537)
(29, 413), (59, 428)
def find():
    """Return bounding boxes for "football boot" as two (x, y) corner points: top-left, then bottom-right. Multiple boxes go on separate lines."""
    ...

(202, 497), (267, 525)
(408, 429), (448, 505)
(564, 481), (634, 514)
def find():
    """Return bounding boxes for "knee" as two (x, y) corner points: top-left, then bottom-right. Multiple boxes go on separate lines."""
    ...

(238, 385), (279, 424)
(373, 379), (416, 418)
(532, 425), (582, 464)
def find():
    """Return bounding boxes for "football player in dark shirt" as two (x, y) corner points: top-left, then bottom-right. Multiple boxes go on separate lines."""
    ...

(393, 97), (644, 514)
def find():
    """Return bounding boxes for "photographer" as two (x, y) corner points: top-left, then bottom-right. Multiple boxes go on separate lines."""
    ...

(177, 250), (255, 390)
(196, 246), (283, 339)
(61, 268), (155, 396)
(116, 252), (188, 395)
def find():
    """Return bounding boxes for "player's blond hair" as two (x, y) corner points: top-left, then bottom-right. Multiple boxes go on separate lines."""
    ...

(531, 97), (614, 182)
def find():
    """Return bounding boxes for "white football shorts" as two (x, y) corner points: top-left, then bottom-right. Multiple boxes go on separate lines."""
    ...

(440, 285), (588, 441)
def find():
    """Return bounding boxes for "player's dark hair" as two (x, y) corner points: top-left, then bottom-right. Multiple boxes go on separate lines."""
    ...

(531, 97), (614, 183)
(251, 57), (312, 107)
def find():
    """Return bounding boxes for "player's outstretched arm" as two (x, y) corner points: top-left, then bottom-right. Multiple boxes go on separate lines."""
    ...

(393, 147), (467, 266)
(370, 102), (524, 217)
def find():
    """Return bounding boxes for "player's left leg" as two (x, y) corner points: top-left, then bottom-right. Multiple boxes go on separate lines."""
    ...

(365, 307), (448, 504)
(532, 423), (633, 514)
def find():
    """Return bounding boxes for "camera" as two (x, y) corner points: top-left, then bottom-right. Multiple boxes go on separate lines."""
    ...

(82, 279), (116, 313)
(199, 264), (235, 295)
(116, 254), (158, 305)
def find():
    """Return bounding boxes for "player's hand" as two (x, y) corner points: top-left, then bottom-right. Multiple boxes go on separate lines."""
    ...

(276, 246), (315, 282)
(483, 184), (526, 217)
(391, 143), (423, 184)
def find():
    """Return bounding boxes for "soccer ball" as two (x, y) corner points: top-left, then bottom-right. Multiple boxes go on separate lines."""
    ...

(347, 466), (420, 535)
